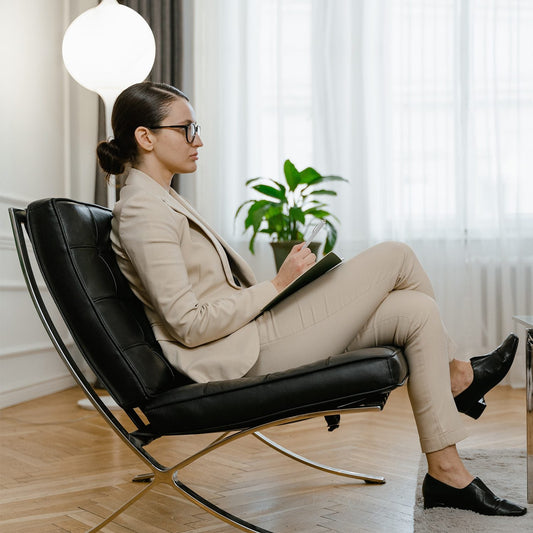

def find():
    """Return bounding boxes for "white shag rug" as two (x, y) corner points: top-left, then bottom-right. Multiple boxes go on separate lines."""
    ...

(414, 449), (531, 532)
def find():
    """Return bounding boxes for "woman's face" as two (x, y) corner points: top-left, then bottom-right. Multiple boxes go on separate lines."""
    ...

(148, 97), (203, 175)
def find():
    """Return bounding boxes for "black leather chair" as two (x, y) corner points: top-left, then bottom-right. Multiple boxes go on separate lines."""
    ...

(9, 198), (409, 532)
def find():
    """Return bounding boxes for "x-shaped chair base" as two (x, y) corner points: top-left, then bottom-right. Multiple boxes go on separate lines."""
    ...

(88, 408), (386, 533)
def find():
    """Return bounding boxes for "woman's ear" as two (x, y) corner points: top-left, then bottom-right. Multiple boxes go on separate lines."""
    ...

(134, 126), (155, 152)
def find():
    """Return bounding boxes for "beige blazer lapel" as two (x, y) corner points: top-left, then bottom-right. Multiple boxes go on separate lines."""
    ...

(165, 189), (257, 288)
(123, 169), (256, 288)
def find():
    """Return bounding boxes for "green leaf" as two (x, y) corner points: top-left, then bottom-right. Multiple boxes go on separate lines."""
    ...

(244, 200), (274, 231)
(308, 189), (337, 196)
(252, 184), (286, 201)
(307, 174), (348, 186)
(273, 216), (291, 240)
(249, 229), (258, 254)
(299, 167), (322, 184)
(266, 204), (284, 218)
(283, 159), (301, 191)
(244, 177), (263, 186)
(234, 199), (254, 220)
(303, 208), (331, 219)
(289, 206), (306, 224)
(271, 180), (287, 193)
(244, 199), (271, 215)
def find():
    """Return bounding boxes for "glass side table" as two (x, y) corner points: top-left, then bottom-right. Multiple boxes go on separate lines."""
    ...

(513, 315), (533, 504)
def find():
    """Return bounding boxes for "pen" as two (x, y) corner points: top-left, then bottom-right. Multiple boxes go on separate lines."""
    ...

(302, 220), (325, 249)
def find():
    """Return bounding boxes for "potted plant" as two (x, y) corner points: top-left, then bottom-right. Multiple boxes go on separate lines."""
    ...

(235, 159), (348, 270)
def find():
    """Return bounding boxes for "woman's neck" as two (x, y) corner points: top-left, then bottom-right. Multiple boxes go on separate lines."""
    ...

(134, 161), (173, 191)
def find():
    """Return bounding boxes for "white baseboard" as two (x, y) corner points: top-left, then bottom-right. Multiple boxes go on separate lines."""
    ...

(0, 374), (76, 409)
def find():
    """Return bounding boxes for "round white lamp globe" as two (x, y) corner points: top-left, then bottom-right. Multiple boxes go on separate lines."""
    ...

(62, 0), (156, 107)
(62, 0), (156, 208)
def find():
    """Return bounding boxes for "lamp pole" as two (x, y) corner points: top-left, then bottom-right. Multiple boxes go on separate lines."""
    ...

(101, 92), (118, 208)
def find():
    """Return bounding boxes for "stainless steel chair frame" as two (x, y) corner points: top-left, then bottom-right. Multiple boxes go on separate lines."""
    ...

(10, 207), (391, 532)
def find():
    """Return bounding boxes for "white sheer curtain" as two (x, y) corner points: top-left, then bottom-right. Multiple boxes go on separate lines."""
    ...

(192, 0), (533, 384)
(192, 0), (316, 268)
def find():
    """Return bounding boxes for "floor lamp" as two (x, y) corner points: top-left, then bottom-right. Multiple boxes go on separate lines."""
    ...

(62, 0), (155, 409)
(62, 0), (156, 209)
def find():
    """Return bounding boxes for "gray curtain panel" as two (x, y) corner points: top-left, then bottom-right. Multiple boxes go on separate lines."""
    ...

(95, 0), (185, 205)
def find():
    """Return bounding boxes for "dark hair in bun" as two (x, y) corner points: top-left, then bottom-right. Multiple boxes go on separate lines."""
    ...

(96, 138), (127, 175)
(96, 81), (189, 175)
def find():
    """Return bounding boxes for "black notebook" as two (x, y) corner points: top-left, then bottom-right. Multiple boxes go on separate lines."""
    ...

(260, 251), (343, 314)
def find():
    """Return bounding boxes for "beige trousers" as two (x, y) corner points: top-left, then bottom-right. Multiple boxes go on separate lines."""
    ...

(248, 241), (468, 453)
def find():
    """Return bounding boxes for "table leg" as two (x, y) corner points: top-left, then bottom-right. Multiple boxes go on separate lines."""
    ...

(526, 329), (533, 503)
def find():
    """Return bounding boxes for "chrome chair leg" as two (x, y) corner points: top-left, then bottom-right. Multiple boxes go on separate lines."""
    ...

(172, 475), (272, 533)
(253, 431), (386, 484)
(88, 476), (159, 532)
(116, 467), (273, 533)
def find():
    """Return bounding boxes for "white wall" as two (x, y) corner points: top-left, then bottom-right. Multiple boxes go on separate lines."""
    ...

(0, 0), (98, 408)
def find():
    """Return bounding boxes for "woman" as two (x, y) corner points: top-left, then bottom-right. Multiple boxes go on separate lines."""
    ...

(97, 81), (526, 516)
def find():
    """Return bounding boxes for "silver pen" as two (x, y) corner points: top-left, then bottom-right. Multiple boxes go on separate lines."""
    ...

(302, 220), (325, 249)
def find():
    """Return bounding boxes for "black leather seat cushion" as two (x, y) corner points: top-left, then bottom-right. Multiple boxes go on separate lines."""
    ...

(144, 346), (408, 434)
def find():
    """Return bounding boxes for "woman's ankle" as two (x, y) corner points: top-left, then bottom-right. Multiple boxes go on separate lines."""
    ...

(427, 466), (474, 489)
(449, 359), (473, 397)
(426, 445), (474, 488)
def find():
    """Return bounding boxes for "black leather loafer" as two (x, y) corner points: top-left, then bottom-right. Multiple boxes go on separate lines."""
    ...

(423, 473), (527, 516)
(454, 333), (519, 419)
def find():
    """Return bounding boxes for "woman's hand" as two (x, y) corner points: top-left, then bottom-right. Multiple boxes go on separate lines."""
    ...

(271, 243), (316, 292)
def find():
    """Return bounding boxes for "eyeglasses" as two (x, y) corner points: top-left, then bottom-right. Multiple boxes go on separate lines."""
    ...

(148, 122), (201, 144)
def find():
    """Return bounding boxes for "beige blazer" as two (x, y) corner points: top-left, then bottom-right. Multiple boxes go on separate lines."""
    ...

(111, 168), (277, 382)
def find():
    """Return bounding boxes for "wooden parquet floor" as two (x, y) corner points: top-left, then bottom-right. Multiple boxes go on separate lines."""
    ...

(0, 385), (526, 533)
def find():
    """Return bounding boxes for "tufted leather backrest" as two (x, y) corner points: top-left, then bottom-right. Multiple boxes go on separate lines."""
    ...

(26, 198), (191, 408)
